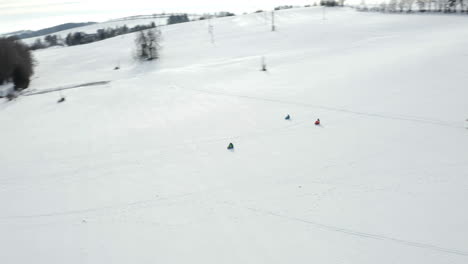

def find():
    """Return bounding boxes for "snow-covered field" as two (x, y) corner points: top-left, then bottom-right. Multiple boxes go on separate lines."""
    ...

(1, 7), (468, 263)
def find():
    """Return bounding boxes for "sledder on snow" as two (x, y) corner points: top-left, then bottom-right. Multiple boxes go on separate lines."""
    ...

(315, 119), (320, 125)
(285, 114), (290, 120)
(227, 143), (234, 150)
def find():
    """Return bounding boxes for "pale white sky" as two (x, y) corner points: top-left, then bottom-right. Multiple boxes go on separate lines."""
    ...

(0, 0), (320, 34)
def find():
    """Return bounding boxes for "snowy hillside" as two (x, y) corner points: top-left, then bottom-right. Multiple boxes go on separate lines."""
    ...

(1, 7), (468, 264)
(21, 16), (169, 45)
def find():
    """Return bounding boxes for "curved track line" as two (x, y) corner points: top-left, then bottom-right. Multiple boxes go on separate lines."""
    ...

(219, 200), (468, 257)
(173, 85), (464, 129)
(0, 191), (202, 220)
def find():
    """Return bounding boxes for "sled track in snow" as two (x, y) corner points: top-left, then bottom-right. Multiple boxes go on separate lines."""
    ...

(218, 200), (468, 257)
(173, 85), (464, 129)
(22, 81), (111, 96)
(259, 208), (468, 257)
(0, 119), (308, 190)
(0, 190), (208, 220)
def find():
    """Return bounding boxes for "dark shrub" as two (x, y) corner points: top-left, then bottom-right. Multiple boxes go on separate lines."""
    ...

(0, 38), (35, 90)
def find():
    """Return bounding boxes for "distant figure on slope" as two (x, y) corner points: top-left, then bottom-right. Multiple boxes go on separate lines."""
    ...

(227, 143), (234, 150)
(315, 118), (320, 125)
(285, 114), (290, 120)
(57, 91), (65, 103)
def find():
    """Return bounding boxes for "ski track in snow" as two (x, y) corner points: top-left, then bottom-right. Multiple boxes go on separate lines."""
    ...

(4, 181), (467, 258)
(21, 81), (111, 96)
(0, 190), (210, 220)
(4, 188), (467, 258)
(172, 85), (464, 129)
(0, 118), (308, 190)
(217, 200), (468, 257)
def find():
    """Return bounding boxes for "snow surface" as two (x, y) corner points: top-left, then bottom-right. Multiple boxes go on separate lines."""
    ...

(0, 83), (14, 97)
(1, 7), (468, 264)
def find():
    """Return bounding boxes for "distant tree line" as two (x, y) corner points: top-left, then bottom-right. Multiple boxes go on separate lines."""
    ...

(215, 12), (236, 17)
(167, 14), (190, 24)
(8, 22), (96, 40)
(275, 5), (296, 10)
(198, 12), (236, 20)
(65, 22), (156, 46)
(0, 38), (34, 91)
(30, 34), (62, 50)
(358, 0), (468, 12)
(320, 0), (346, 6)
(29, 22), (157, 50)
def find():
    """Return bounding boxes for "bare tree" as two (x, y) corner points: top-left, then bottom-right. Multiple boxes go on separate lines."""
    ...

(405, 0), (417, 12)
(387, 0), (398, 11)
(447, 0), (457, 11)
(30, 39), (46, 50)
(135, 28), (161, 61)
(146, 29), (160, 60)
(44, 35), (58, 46)
(417, 0), (427, 11)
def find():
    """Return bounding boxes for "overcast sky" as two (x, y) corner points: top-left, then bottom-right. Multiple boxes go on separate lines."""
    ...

(0, 0), (322, 34)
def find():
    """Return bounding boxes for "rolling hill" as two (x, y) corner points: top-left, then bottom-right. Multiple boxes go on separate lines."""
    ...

(1, 7), (468, 264)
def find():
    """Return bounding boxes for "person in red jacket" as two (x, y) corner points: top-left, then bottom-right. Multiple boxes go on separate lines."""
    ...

(315, 118), (320, 125)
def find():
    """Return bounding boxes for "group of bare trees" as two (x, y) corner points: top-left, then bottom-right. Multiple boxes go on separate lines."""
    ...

(30, 35), (61, 50)
(135, 28), (161, 61)
(359, 0), (467, 12)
